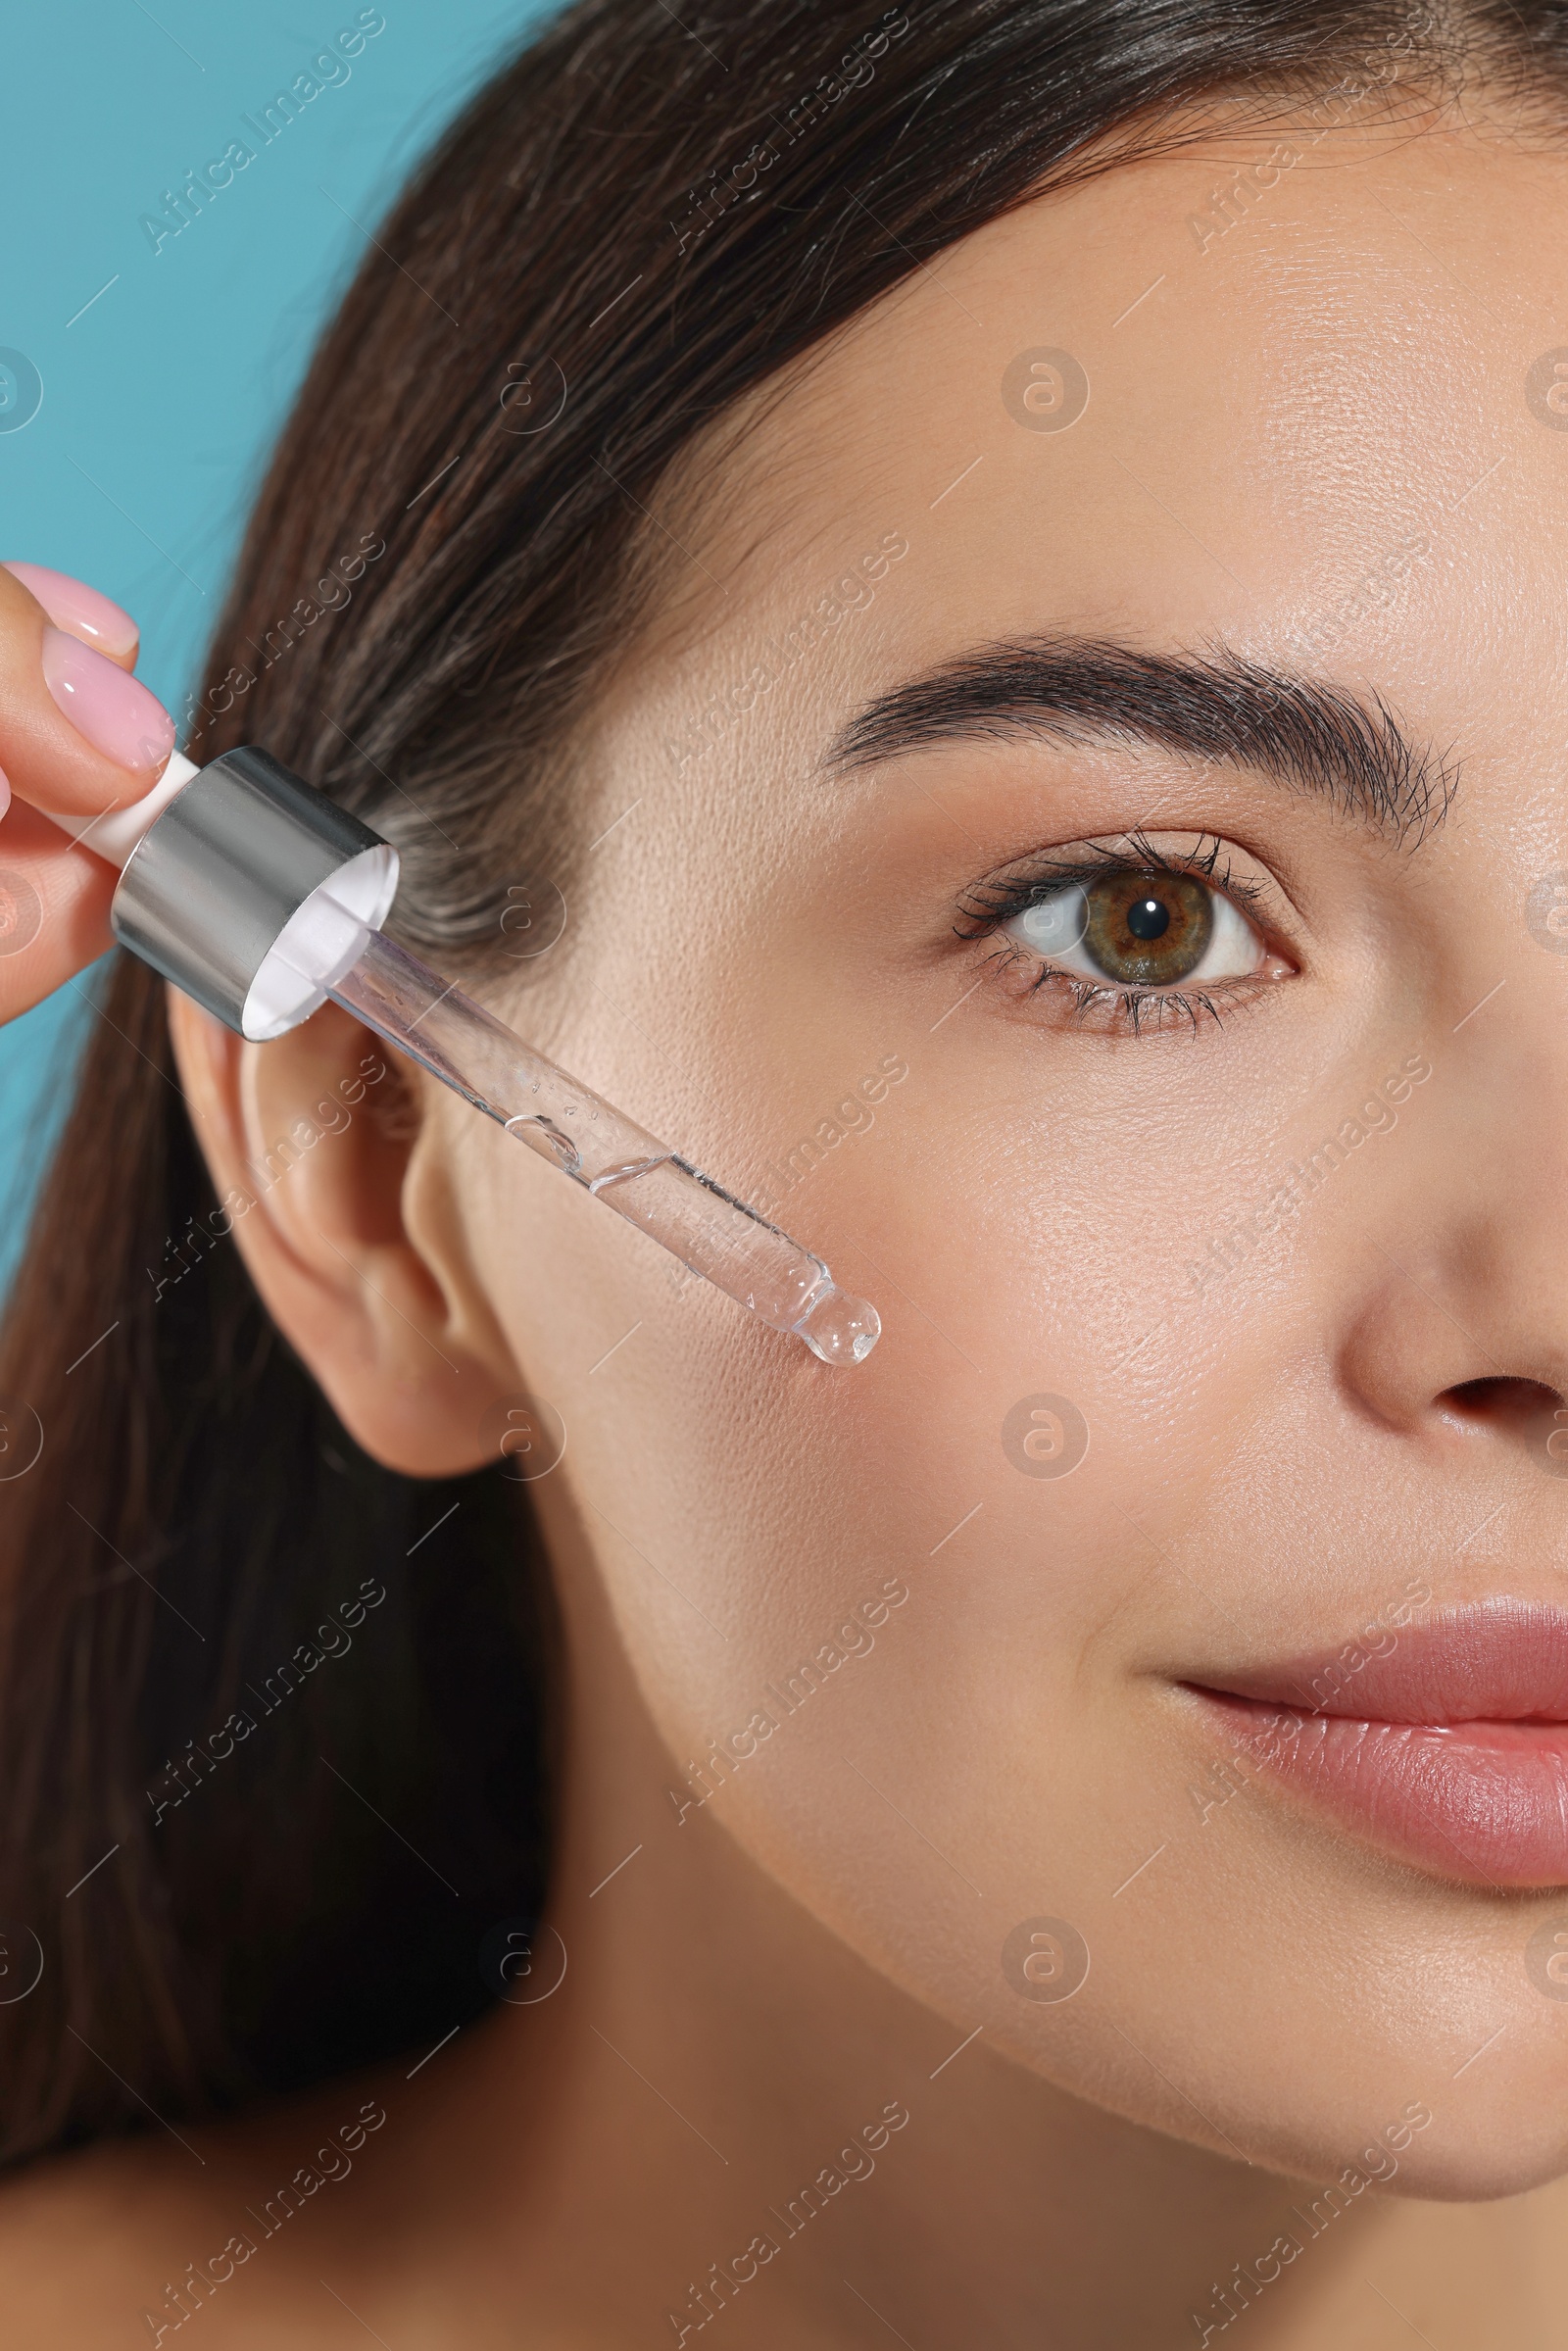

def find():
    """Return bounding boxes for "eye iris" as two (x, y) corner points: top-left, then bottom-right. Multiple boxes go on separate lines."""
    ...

(1082, 872), (1212, 985)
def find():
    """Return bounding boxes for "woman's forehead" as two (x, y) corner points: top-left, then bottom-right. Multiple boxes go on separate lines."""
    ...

(632, 122), (1568, 831)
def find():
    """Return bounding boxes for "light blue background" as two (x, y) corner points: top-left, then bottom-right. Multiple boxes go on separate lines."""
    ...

(0, 0), (553, 1281)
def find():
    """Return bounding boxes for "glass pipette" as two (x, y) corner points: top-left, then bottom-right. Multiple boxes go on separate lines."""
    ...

(318, 919), (880, 1365)
(62, 745), (881, 1367)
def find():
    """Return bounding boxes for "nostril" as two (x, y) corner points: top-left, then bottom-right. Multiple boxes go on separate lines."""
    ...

(1440, 1375), (1563, 1433)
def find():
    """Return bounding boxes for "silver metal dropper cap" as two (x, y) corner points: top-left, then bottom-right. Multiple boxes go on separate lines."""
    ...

(110, 746), (400, 1042)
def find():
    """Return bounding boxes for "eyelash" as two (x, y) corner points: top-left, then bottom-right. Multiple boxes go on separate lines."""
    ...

(954, 831), (1282, 1038)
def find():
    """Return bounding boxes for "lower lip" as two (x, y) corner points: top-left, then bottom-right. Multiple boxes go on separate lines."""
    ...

(1190, 1689), (1568, 1887)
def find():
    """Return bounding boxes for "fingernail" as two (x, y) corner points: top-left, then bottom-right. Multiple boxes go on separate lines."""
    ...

(0, 766), (11, 824)
(40, 627), (174, 772)
(4, 563), (138, 657)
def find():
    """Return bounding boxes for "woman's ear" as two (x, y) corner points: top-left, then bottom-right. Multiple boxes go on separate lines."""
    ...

(166, 985), (522, 1475)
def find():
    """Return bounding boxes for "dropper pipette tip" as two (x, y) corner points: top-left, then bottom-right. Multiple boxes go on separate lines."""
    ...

(792, 1283), (882, 1366)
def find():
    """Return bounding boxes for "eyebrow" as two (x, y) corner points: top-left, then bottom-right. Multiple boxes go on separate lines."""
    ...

(820, 637), (1456, 844)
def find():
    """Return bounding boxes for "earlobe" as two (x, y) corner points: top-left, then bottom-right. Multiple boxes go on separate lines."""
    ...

(166, 985), (521, 1475)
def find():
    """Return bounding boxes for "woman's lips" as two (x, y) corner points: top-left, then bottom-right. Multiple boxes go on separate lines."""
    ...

(1185, 1603), (1568, 1888)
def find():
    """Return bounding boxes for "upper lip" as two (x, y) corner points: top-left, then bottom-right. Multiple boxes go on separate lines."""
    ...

(1188, 1600), (1568, 1724)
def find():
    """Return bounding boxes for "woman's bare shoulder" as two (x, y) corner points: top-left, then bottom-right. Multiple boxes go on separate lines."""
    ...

(0, 2126), (242, 2340)
(0, 2061), (409, 2347)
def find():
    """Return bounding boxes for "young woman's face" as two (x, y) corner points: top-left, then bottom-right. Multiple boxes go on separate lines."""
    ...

(436, 117), (1568, 2194)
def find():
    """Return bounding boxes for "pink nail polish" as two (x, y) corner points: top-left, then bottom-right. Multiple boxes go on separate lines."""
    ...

(40, 627), (174, 773)
(4, 563), (138, 658)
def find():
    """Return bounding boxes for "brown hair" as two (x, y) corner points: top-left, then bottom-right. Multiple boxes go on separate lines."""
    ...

(0, 0), (1554, 2163)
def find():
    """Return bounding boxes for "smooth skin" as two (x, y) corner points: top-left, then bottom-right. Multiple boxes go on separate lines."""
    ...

(6, 97), (1568, 2350)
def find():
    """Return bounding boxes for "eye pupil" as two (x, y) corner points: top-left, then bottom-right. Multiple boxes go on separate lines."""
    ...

(1125, 896), (1170, 942)
(1083, 870), (1213, 985)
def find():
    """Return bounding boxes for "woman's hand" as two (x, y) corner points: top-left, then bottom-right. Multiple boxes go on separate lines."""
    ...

(0, 562), (176, 1021)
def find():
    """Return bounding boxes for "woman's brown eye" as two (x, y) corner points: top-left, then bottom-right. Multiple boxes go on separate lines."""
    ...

(1081, 872), (1212, 985)
(1002, 865), (1266, 993)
